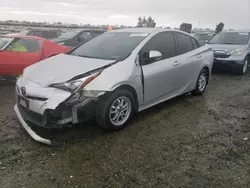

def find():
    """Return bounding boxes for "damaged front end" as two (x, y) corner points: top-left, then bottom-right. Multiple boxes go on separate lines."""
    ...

(15, 70), (107, 145)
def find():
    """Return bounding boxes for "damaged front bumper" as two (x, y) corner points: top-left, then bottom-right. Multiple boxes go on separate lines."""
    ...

(14, 105), (52, 145)
(14, 77), (105, 145)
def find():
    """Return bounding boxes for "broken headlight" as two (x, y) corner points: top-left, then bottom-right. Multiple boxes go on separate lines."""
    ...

(50, 80), (83, 92)
(50, 72), (100, 92)
(82, 90), (106, 98)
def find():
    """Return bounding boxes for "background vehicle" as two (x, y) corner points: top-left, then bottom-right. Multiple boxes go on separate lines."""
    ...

(51, 29), (105, 47)
(6, 28), (62, 40)
(0, 35), (70, 76)
(14, 28), (213, 145)
(194, 32), (215, 46)
(207, 32), (250, 75)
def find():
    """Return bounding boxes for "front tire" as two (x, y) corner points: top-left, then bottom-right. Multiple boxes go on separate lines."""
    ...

(192, 69), (208, 95)
(239, 58), (248, 75)
(96, 89), (136, 130)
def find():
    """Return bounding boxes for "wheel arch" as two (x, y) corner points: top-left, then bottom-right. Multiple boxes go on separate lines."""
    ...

(112, 84), (139, 112)
(201, 66), (210, 82)
(247, 53), (250, 60)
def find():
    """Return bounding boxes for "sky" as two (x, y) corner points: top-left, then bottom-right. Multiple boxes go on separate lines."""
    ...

(0, 0), (250, 29)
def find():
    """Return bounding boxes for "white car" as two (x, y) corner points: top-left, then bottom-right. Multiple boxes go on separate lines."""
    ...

(14, 28), (214, 145)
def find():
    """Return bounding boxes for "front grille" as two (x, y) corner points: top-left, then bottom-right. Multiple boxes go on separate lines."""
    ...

(18, 104), (45, 126)
(16, 86), (48, 101)
(214, 54), (230, 58)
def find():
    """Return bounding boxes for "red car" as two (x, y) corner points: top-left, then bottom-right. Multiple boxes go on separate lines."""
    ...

(0, 35), (70, 76)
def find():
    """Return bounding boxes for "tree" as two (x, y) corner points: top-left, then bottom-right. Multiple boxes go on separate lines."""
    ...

(180, 23), (192, 33)
(215, 22), (224, 33)
(137, 17), (143, 27)
(146, 16), (156, 27)
(142, 17), (147, 27)
(137, 16), (156, 28)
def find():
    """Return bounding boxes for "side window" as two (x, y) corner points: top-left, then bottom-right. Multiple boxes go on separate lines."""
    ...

(174, 32), (194, 55)
(78, 32), (92, 42)
(191, 37), (199, 49)
(8, 38), (40, 52)
(141, 32), (176, 65)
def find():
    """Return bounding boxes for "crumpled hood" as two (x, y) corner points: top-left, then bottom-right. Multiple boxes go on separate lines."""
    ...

(23, 54), (114, 85)
(207, 44), (247, 53)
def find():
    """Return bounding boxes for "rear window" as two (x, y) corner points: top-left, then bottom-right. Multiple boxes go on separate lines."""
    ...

(208, 32), (250, 45)
(174, 32), (194, 55)
(191, 37), (199, 49)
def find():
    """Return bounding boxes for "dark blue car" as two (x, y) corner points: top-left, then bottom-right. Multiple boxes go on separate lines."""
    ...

(51, 29), (104, 48)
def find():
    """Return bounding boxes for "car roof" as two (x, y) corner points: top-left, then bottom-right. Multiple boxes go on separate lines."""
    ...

(111, 28), (163, 33)
(110, 28), (195, 37)
(1, 35), (47, 40)
(64, 29), (105, 32)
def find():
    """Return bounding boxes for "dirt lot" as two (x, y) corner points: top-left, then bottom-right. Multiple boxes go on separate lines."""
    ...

(0, 73), (250, 188)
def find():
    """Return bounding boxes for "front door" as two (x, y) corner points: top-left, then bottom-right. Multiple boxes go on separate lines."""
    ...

(0, 38), (42, 75)
(140, 32), (180, 105)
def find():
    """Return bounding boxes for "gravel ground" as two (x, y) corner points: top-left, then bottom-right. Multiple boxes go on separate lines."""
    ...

(0, 73), (250, 188)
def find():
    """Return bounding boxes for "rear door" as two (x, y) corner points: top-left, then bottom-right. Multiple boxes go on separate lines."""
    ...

(173, 32), (202, 94)
(0, 38), (42, 75)
(140, 32), (181, 105)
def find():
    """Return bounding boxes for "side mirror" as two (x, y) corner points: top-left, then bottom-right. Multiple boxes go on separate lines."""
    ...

(149, 50), (162, 60)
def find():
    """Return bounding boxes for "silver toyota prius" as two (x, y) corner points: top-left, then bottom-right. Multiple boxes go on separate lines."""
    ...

(14, 28), (214, 144)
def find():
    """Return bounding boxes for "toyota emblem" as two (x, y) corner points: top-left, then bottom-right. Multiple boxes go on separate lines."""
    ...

(21, 87), (26, 96)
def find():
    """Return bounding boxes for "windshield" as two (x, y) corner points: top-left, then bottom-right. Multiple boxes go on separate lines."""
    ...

(196, 34), (213, 41)
(70, 32), (148, 60)
(208, 32), (249, 45)
(58, 31), (78, 39)
(0, 37), (13, 50)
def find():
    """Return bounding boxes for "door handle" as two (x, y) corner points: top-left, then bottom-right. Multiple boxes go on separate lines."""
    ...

(196, 55), (202, 58)
(173, 61), (180, 66)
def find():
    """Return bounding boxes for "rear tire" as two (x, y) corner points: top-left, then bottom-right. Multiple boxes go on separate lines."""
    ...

(192, 69), (208, 95)
(96, 89), (136, 130)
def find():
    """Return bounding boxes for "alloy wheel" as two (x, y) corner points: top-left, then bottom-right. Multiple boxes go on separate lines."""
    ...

(198, 73), (207, 92)
(109, 96), (132, 126)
